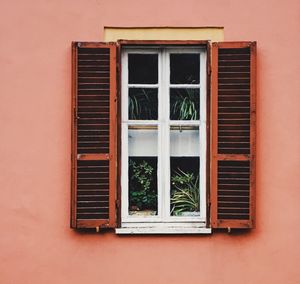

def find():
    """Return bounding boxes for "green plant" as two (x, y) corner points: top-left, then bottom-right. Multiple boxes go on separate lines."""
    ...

(128, 89), (156, 120)
(171, 89), (199, 120)
(170, 168), (200, 215)
(129, 159), (157, 211)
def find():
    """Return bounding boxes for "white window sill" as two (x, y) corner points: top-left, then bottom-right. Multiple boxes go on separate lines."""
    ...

(115, 227), (212, 234)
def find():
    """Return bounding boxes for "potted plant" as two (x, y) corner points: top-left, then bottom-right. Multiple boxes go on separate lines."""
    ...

(128, 89), (157, 120)
(129, 159), (157, 215)
(170, 168), (200, 216)
(170, 88), (199, 120)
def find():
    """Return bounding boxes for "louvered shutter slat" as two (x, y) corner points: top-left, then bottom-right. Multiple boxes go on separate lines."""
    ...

(211, 42), (256, 229)
(71, 42), (117, 229)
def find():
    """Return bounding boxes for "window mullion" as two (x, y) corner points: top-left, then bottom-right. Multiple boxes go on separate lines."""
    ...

(162, 49), (171, 221)
(157, 50), (163, 221)
(169, 84), (201, 88)
(128, 84), (159, 88)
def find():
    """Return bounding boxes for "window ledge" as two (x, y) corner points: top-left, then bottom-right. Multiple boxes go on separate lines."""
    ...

(115, 227), (212, 234)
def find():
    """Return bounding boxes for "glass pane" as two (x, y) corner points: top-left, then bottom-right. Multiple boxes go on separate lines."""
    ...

(128, 54), (158, 84)
(170, 126), (199, 157)
(170, 88), (199, 120)
(129, 88), (158, 120)
(128, 127), (158, 156)
(170, 53), (200, 84)
(128, 127), (158, 216)
(170, 157), (200, 216)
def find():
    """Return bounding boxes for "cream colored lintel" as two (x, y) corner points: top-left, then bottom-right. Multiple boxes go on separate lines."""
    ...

(104, 27), (224, 42)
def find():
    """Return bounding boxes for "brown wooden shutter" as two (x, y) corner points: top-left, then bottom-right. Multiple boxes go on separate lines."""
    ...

(71, 42), (117, 229)
(211, 42), (256, 229)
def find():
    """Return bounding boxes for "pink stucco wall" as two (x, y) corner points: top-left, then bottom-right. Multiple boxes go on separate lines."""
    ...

(1, 0), (300, 283)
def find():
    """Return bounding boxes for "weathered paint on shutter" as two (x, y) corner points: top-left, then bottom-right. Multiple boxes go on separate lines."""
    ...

(211, 42), (256, 229)
(71, 42), (117, 229)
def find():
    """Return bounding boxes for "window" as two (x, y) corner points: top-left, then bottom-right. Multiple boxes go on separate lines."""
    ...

(71, 41), (256, 233)
(120, 47), (207, 232)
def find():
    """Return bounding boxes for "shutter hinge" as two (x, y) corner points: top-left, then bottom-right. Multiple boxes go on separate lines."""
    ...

(74, 107), (79, 120)
(116, 60), (120, 74)
(207, 64), (212, 76)
(115, 199), (120, 210)
(208, 200), (212, 226)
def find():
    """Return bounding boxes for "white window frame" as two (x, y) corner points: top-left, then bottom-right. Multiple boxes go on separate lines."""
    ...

(117, 46), (210, 234)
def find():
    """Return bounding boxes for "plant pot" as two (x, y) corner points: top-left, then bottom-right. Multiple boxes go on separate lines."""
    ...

(180, 211), (200, 217)
(129, 210), (157, 216)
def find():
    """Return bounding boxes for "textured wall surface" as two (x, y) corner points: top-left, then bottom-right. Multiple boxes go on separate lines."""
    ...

(0, 0), (300, 283)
